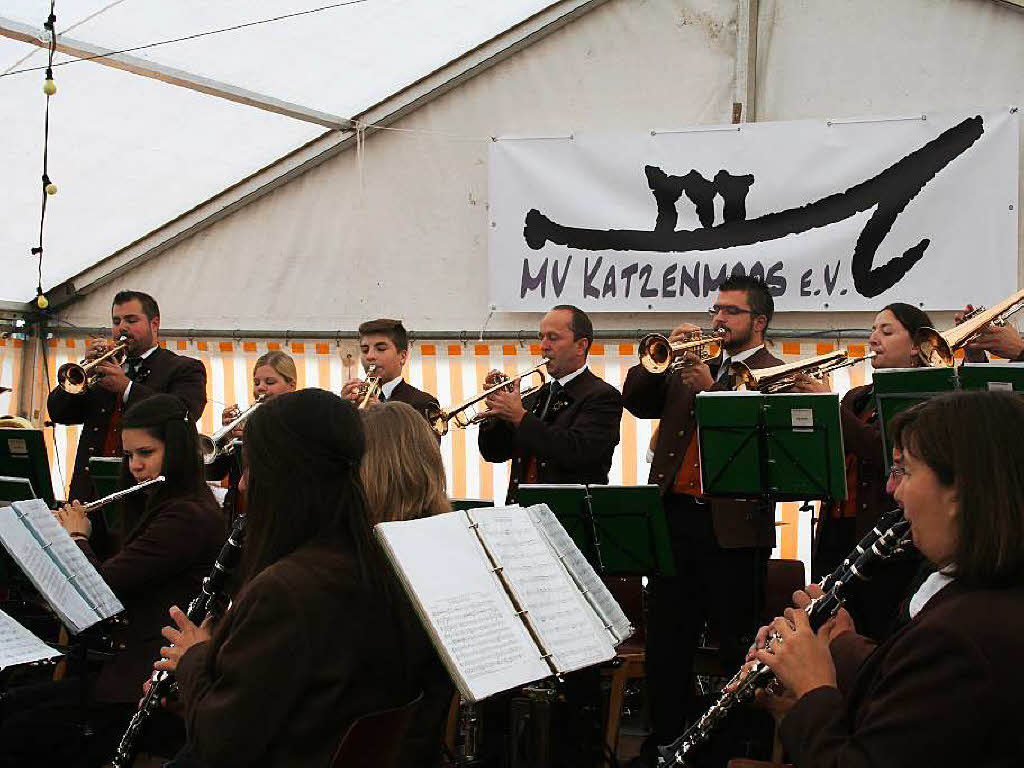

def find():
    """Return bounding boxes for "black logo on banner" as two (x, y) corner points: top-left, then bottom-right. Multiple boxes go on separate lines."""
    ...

(521, 116), (984, 298)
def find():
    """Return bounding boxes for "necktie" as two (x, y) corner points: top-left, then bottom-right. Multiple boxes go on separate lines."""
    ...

(539, 380), (561, 420)
(125, 356), (143, 381)
(715, 356), (732, 383)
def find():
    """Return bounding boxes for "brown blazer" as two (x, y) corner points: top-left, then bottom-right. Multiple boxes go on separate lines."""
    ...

(386, 378), (440, 422)
(77, 495), (225, 703)
(780, 581), (1024, 767)
(47, 346), (207, 502)
(622, 346), (783, 549)
(478, 367), (623, 503)
(176, 543), (425, 768)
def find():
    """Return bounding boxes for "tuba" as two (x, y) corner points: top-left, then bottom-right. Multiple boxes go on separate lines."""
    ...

(427, 360), (549, 437)
(639, 329), (725, 374)
(57, 336), (131, 395)
(728, 349), (875, 393)
(914, 288), (1024, 367)
(199, 398), (265, 465)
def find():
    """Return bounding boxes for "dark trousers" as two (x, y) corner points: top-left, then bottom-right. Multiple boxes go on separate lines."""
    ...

(645, 493), (770, 746)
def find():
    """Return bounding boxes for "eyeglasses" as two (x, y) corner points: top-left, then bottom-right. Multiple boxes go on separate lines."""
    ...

(888, 465), (906, 479)
(708, 304), (758, 317)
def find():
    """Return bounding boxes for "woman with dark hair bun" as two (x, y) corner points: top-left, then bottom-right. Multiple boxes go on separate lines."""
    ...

(53, 393), (225, 760)
(793, 302), (937, 639)
(156, 389), (423, 767)
(754, 391), (1024, 768)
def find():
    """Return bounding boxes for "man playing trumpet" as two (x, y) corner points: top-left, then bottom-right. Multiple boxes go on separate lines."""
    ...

(340, 318), (439, 421)
(478, 305), (622, 503)
(622, 274), (782, 765)
(47, 290), (207, 506)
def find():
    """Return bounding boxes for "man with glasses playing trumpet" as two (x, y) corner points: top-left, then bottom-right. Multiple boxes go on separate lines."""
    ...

(622, 274), (782, 766)
(478, 304), (623, 504)
(47, 290), (207, 508)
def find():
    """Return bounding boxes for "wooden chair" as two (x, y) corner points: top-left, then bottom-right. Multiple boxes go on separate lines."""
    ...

(330, 691), (423, 768)
(601, 575), (647, 766)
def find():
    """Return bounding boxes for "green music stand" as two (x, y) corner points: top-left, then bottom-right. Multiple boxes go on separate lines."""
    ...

(0, 475), (36, 504)
(873, 367), (958, 470)
(0, 428), (55, 507)
(696, 392), (847, 501)
(518, 484), (676, 577)
(586, 485), (675, 577)
(450, 498), (495, 512)
(957, 363), (1024, 393)
(88, 457), (125, 534)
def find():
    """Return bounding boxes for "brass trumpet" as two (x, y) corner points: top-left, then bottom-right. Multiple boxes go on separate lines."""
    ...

(199, 398), (264, 465)
(729, 349), (875, 393)
(639, 329), (726, 374)
(427, 360), (549, 437)
(57, 336), (130, 395)
(915, 288), (1024, 367)
(356, 365), (383, 409)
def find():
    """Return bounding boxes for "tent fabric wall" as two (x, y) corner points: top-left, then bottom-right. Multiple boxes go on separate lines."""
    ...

(39, 333), (877, 573)
(0, 338), (24, 417)
(53, 0), (1024, 338)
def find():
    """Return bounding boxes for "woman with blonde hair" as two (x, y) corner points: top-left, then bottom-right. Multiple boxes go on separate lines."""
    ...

(359, 401), (450, 525)
(359, 400), (453, 767)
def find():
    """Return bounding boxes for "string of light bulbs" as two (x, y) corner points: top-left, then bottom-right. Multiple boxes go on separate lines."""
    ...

(32, 2), (59, 310)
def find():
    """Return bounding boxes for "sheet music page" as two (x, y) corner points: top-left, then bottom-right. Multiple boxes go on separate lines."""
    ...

(469, 505), (616, 675)
(0, 504), (96, 633)
(20, 500), (124, 620)
(525, 503), (634, 645)
(0, 608), (61, 670)
(375, 511), (549, 702)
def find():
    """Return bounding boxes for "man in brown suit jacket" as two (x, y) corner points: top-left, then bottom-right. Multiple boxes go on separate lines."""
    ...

(622, 275), (781, 761)
(478, 305), (623, 504)
(340, 318), (440, 422)
(47, 291), (207, 504)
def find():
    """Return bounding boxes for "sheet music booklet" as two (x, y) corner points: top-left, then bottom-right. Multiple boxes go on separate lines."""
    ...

(0, 609), (61, 670)
(0, 498), (123, 634)
(375, 503), (633, 702)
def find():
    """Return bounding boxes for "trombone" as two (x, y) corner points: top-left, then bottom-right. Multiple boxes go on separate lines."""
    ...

(638, 329), (726, 374)
(427, 360), (549, 437)
(356, 365), (383, 409)
(199, 398), (265, 465)
(57, 336), (131, 395)
(915, 288), (1024, 367)
(729, 350), (876, 393)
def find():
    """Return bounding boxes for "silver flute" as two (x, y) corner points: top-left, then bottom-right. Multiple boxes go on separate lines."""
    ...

(80, 476), (166, 513)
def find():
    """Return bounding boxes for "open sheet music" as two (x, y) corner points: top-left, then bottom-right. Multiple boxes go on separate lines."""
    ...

(375, 504), (632, 702)
(0, 609), (61, 670)
(0, 498), (123, 634)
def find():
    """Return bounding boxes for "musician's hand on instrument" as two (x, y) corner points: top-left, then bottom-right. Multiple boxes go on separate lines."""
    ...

(154, 605), (212, 674)
(667, 322), (701, 344)
(340, 379), (363, 402)
(57, 501), (91, 538)
(754, 609), (837, 699)
(484, 389), (527, 426)
(789, 373), (830, 393)
(141, 678), (183, 715)
(85, 338), (111, 360)
(967, 323), (1024, 359)
(953, 305), (973, 325)
(677, 357), (713, 392)
(753, 686), (799, 723)
(484, 369), (507, 389)
(221, 405), (239, 426)
(92, 360), (130, 395)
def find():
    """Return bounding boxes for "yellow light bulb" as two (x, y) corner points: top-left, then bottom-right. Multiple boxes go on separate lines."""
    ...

(37, 294), (49, 309)
(43, 79), (57, 96)
(45, 183), (58, 195)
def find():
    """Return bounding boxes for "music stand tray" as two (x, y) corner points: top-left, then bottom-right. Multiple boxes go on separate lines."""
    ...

(450, 498), (496, 513)
(0, 429), (55, 508)
(696, 392), (847, 501)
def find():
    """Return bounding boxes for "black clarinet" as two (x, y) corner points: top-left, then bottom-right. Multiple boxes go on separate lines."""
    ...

(111, 514), (246, 768)
(657, 511), (910, 766)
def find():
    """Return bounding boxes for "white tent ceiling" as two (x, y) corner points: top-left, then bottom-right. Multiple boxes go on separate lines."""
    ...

(0, 0), (555, 303)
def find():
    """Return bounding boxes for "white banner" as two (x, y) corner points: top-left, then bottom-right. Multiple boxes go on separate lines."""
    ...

(488, 109), (1019, 312)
